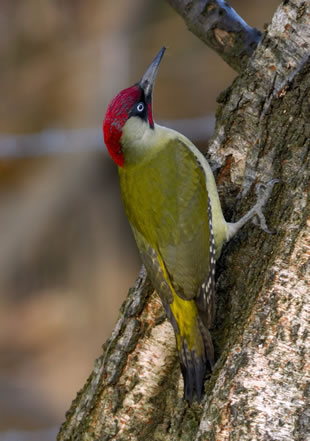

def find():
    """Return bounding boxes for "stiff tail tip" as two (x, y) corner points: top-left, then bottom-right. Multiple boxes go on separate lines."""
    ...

(179, 326), (214, 403)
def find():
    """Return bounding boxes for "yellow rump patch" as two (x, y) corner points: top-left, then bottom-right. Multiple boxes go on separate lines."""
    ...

(156, 253), (201, 353)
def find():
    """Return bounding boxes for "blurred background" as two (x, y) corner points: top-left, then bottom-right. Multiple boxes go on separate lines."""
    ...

(0, 1), (280, 440)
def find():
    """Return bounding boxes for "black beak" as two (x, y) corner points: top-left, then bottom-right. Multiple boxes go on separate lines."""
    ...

(139, 46), (166, 99)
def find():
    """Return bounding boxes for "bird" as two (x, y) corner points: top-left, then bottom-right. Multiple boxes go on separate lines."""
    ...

(103, 46), (277, 402)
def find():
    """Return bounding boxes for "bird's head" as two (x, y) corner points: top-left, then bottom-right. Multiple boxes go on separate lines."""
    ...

(103, 47), (166, 167)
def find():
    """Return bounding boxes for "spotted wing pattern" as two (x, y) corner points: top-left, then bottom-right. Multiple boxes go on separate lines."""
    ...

(195, 196), (216, 329)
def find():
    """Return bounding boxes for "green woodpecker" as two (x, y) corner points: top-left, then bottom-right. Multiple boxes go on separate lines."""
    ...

(103, 47), (277, 402)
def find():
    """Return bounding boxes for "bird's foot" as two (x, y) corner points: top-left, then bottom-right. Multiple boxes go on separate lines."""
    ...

(226, 179), (280, 240)
(251, 179), (280, 234)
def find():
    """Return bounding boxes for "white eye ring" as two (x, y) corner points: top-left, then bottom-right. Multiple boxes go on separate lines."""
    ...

(137, 102), (144, 112)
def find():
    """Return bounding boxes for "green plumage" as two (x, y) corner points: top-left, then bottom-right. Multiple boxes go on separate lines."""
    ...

(119, 136), (215, 401)
(120, 139), (210, 297)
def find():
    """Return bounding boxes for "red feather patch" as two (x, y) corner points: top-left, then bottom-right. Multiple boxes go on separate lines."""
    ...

(147, 101), (154, 128)
(103, 86), (140, 167)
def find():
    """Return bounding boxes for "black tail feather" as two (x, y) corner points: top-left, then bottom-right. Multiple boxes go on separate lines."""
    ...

(180, 323), (214, 403)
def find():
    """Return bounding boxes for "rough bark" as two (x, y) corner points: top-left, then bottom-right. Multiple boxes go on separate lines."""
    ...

(165, 0), (261, 73)
(57, 1), (310, 440)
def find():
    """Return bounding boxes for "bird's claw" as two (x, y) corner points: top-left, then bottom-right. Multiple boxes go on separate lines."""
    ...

(252, 179), (280, 234)
(255, 179), (280, 202)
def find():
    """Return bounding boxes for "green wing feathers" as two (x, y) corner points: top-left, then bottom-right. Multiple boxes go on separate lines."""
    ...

(132, 227), (214, 401)
(119, 138), (216, 401)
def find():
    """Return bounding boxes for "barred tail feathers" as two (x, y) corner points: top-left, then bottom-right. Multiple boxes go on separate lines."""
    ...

(169, 295), (214, 402)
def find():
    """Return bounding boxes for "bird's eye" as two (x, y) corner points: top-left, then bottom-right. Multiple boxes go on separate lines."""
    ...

(137, 102), (144, 112)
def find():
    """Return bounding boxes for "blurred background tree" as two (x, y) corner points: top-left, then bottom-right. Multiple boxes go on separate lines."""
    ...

(0, 1), (279, 439)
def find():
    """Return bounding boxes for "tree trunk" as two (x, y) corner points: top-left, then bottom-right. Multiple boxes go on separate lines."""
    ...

(57, 1), (310, 440)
